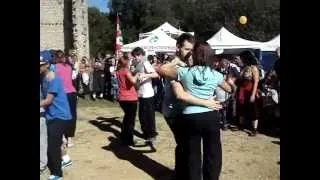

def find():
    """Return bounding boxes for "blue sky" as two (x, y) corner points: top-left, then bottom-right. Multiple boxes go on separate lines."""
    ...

(88, 0), (109, 13)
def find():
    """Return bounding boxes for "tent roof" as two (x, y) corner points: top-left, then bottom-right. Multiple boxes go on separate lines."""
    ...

(267, 34), (280, 45)
(122, 30), (177, 52)
(207, 27), (262, 49)
(139, 22), (194, 38)
(260, 34), (280, 51)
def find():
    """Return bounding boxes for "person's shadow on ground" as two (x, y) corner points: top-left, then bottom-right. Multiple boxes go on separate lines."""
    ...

(103, 136), (174, 180)
(89, 117), (174, 180)
(89, 116), (145, 139)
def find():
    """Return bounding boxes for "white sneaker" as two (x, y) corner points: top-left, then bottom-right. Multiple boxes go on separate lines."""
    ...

(48, 175), (63, 180)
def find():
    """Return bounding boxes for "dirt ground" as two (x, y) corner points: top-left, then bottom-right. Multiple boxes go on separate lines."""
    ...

(41, 99), (280, 180)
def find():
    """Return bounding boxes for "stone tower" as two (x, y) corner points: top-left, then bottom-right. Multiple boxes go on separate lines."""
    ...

(40, 0), (90, 58)
(72, 0), (90, 59)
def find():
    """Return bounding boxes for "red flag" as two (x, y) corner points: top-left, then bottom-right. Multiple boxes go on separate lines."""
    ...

(115, 13), (123, 59)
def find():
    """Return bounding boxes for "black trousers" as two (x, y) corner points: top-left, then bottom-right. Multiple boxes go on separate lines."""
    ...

(47, 119), (70, 177)
(72, 79), (78, 92)
(93, 70), (105, 94)
(119, 101), (138, 145)
(66, 92), (77, 138)
(138, 97), (158, 139)
(164, 116), (184, 179)
(178, 111), (222, 180)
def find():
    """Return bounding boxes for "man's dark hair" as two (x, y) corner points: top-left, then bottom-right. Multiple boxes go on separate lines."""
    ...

(147, 55), (154, 62)
(55, 50), (64, 56)
(131, 47), (145, 57)
(176, 33), (195, 48)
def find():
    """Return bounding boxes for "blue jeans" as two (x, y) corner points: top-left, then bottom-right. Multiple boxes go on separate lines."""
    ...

(110, 76), (118, 100)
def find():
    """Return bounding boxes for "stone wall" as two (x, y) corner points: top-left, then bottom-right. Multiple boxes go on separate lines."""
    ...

(40, 0), (89, 59)
(72, 0), (90, 59)
(40, 0), (65, 51)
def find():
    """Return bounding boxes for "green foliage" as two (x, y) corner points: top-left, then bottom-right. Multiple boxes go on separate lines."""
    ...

(88, 7), (114, 57)
(88, 0), (280, 56)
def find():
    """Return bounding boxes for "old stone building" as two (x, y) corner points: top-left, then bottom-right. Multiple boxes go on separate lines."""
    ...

(40, 0), (90, 58)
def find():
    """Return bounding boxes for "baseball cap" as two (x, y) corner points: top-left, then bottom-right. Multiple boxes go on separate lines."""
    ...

(40, 50), (55, 64)
(40, 56), (50, 65)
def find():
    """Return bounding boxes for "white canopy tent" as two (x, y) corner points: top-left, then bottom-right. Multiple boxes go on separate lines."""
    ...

(139, 22), (194, 39)
(207, 27), (263, 50)
(260, 34), (280, 51)
(121, 30), (177, 53)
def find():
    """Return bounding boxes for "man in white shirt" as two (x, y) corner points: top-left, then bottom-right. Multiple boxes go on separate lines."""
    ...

(131, 47), (159, 147)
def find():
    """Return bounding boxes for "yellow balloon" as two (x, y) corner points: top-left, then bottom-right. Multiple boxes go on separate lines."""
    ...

(239, 16), (247, 24)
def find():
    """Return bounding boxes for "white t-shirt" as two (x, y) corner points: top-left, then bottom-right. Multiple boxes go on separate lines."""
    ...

(137, 61), (155, 98)
(109, 66), (115, 74)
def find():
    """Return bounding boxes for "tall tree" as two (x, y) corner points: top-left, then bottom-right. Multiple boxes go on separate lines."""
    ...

(88, 7), (114, 57)
(88, 0), (280, 56)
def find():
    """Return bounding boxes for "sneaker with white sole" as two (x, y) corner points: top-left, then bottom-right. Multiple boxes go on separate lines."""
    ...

(145, 137), (157, 151)
(61, 159), (72, 169)
(40, 166), (47, 174)
(48, 175), (62, 180)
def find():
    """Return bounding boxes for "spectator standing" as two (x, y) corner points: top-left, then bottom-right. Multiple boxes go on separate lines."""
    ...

(92, 58), (106, 99)
(55, 50), (78, 147)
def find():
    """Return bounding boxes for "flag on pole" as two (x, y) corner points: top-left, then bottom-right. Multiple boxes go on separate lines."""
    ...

(115, 13), (123, 59)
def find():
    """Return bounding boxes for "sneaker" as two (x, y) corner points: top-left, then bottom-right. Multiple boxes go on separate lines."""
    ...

(145, 137), (156, 145)
(48, 175), (63, 180)
(40, 166), (47, 174)
(61, 159), (73, 169)
(129, 139), (148, 147)
(145, 137), (157, 151)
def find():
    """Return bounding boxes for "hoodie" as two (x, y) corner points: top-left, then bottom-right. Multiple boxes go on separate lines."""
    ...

(177, 66), (224, 114)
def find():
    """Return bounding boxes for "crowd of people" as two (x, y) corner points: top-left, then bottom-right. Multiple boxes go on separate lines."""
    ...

(40, 33), (280, 180)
